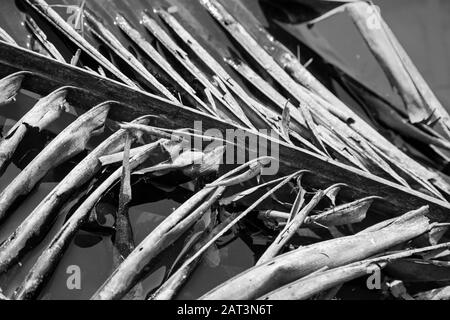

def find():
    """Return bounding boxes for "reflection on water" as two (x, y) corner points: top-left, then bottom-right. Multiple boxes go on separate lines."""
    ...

(176, 237), (254, 300)
(39, 232), (113, 300)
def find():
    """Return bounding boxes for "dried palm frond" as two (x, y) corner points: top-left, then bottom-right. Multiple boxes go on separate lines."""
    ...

(0, 0), (448, 301)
